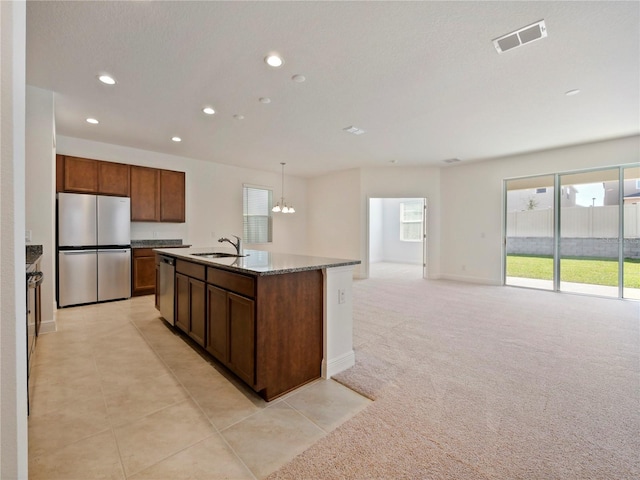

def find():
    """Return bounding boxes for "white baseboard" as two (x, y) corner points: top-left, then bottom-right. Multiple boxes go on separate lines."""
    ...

(38, 318), (57, 334)
(322, 350), (355, 379)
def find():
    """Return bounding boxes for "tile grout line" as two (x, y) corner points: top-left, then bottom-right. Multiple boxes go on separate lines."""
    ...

(94, 346), (128, 480)
(109, 304), (214, 478)
(281, 399), (332, 436)
(128, 305), (259, 480)
(129, 303), (366, 479)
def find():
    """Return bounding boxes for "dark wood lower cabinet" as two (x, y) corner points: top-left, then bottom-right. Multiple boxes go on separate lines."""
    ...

(206, 285), (228, 361)
(175, 272), (206, 347)
(132, 248), (156, 296)
(171, 258), (323, 402)
(189, 279), (206, 346)
(227, 293), (256, 386)
(175, 272), (190, 333)
(206, 286), (256, 387)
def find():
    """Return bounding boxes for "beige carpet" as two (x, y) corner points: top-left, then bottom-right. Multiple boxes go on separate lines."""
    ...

(268, 276), (640, 479)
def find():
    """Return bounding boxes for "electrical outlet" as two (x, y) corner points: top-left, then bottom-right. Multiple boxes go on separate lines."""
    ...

(25, 230), (32, 242)
(338, 289), (346, 304)
(461, 265), (466, 271)
(153, 232), (159, 239)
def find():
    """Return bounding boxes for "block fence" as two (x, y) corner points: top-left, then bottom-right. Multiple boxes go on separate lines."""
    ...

(506, 237), (640, 259)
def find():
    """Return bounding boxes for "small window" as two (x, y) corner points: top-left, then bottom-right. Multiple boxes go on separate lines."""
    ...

(400, 200), (423, 242)
(536, 187), (547, 194)
(243, 185), (273, 244)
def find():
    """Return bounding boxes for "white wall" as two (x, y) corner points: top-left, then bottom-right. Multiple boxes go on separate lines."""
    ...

(440, 135), (640, 284)
(56, 136), (308, 255)
(26, 86), (55, 329)
(380, 198), (423, 264)
(1, 1), (29, 477)
(369, 197), (423, 264)
(307, 168), (362, 268)
(361, 167), (441, 278)
(308, 166), (440, 279)
(368, 198), (383, 262)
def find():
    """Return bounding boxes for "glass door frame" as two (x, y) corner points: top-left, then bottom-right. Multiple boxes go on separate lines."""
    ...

(503, 164), (638, 299)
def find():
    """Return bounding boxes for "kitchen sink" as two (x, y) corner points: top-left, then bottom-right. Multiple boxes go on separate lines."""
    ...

(191, 252), (246, 258)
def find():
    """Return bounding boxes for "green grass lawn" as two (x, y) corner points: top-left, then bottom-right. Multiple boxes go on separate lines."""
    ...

(506, 255), (640, 288)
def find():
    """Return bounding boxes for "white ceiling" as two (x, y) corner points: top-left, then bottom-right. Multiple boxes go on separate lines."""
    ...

(26, 1), (639, 178)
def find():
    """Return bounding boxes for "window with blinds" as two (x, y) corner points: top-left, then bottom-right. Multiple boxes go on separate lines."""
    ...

(400, 200), (423, 242)
(243, 185), (273, 243)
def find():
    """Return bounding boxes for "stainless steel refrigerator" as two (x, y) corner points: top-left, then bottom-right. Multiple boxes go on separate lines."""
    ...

(57, 193), (131, 307)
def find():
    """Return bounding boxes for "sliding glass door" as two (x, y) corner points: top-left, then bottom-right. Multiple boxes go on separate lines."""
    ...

(504, 165), (639, 299)
(623, 166), (640, 299)
(505, 175), (555, 290)
(559, 169), (619, 297)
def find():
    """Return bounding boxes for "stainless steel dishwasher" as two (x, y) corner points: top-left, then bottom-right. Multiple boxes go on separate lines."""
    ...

(158, 255), (175, 325)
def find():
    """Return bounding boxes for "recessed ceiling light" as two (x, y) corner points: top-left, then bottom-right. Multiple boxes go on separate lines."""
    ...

(389, 160), (398, 164)
(292, 74), (306, 83)
(259, 97), (271, 104)
(234, 114), (245, 120)
(171, 136), (182, 142)
(86, 118), (99, 124)
(202, 106), (215, 115)
(98, 75), (116, 85)
(565, 89), (581, 96)
(264, 54), (283, 68)
(343, 126), (366, 135)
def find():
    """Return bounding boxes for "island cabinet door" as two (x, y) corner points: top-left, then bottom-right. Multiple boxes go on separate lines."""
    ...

(206, 285), (228, 362)
(175, 273), (190, 333)
(227, 293), (256, 387)
(188, 278), (206, 347)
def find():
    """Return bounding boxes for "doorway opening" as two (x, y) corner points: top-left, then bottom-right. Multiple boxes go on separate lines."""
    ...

(368, 197), (427, 279)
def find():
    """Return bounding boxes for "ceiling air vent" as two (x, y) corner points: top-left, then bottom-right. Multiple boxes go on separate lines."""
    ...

(492, 20), (547, 54)
(443, 158), (461, 164)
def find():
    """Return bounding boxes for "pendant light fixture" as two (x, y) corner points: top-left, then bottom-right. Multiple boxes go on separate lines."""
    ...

(272, 162), (295, 214)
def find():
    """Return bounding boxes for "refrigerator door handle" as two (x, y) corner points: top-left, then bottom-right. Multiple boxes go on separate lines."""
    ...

(97, 249), (129, 253)
(61, 250), (98, 255)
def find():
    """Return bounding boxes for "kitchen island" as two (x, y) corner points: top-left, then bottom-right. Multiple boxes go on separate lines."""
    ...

(154, 247), (360, 401)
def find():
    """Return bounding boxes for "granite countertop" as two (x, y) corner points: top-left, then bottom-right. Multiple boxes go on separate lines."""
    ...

(26, 245), (43, 270)
(131, 239), (190, 249)
(154, 247), (360, 276)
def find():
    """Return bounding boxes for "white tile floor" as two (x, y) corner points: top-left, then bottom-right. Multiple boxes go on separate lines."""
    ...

(28, 296), (370, 479)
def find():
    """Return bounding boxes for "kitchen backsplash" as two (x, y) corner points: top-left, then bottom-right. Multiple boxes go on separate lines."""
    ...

(131, 239), (186, 248)
(130, 222), (187, 243)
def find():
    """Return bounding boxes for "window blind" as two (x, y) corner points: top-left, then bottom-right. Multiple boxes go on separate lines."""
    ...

(243, 186), (273, 243)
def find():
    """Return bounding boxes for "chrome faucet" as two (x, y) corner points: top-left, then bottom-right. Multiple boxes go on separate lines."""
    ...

(218, 235), (243, 256)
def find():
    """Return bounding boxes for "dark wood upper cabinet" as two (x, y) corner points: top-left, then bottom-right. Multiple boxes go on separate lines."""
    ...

(160, 169), (185, 222)
(57, 155), (129, 197)
(130, 165), (160, 221)
(57, 155), (185, 223)
(98, 161), (130, 196)
(62, 156), (99, 193)
(56, 155), (65, 193)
